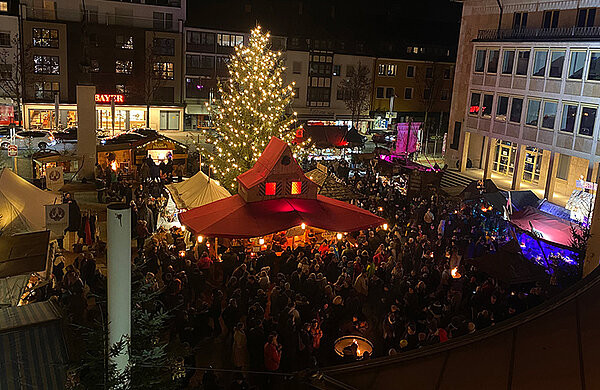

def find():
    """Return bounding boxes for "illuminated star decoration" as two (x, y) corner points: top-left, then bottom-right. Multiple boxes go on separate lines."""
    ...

(203, 26), (311, 190)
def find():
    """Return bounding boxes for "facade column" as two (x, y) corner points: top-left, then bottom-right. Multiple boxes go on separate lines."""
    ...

(459, 131), (470, 172)
(483, 136), (495, 180)
(511, 144), (526, 191)
(543, 151), (558, 202)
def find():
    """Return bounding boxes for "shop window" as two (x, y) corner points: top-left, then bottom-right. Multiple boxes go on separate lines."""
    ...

(291, 181), (302, 195)
(33, 55), (59, 74)
(33, 28), (58, 48)
(265, 182), (276, 196)
(509, 97), (523, 123)
(160, 110), (179, 130)
(502, 50), (515, 74)
(115, 35), (133, 50)
(153, 62), (174, 79)
(568, 51), (586, 79)
(549, 51), (565, 78)
(579, 106), (597, 136)
(560, 103), (578, 133)
(556, 154), (570, 180)
(115, 60), (133, 74)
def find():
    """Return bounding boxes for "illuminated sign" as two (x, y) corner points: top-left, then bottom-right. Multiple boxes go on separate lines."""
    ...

(469, 105), (480, 113)
(95, 94), (125, 103)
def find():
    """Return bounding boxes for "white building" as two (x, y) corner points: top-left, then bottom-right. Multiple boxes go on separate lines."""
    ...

(447, 0), (600, 206)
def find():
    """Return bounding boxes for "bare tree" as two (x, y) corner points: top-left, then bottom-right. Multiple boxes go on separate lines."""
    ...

(414, 62), (445, 154)
(339, 62), (371, 129)
(0, 35), (34, 127)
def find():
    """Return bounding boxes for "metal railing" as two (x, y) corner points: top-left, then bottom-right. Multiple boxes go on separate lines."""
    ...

(477, 26), (600, 41)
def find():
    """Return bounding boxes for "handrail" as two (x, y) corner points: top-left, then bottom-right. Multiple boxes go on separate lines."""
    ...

(477, 26), (600, 41)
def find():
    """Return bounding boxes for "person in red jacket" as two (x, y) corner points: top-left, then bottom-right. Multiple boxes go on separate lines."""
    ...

(196, 251), (213, 271)
(264, 333), (282, 371)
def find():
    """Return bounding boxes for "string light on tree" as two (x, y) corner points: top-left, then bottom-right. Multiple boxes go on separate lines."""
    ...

(203, 26), (310, 189)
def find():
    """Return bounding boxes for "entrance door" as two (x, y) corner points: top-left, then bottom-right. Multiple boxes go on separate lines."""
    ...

(523, 147), (542, 183)
(493, 141), (516, 175)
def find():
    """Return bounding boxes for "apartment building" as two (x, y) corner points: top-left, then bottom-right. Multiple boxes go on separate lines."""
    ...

(0, 0), (20, 126)
(447, 0), (600, 206)
(18, 0), (185, 132)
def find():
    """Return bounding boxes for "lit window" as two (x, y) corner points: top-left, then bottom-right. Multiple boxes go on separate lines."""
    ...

(291, 181), (302, 195)
(115, 60), (133, 74)
(0, 2), (7, 12)
(153, 62), (174, 79)
(265, 182), (276, 195)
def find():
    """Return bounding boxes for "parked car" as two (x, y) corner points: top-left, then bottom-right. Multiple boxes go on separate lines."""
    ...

(54, 126), (77, 142)
(132, 127), (159, 138)
(0, 130), (56, 150)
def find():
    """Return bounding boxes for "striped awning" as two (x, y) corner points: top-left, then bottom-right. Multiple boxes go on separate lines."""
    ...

(0, 301), (67, 390)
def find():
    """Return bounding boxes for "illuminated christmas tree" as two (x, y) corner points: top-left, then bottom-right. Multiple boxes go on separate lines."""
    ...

(204, 26), (305, 190)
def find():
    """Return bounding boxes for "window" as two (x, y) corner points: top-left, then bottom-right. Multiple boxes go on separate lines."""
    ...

(332, 65), (340, 76)
(307, 87), (330, 104)
(469, 92), (481, 115)
(293, 87), (299, 99)
(0, 32), (10, 47)
(513, 12), (528, 29)
(187, 31), (215, 45)
(115, 35), (133, 50)
(502, 50), (515, 74)
(510, 97), (523, 123)
(0, 1), (7, 12)
(376, 87), (384, 98)
(386, 64), (397, 76)
(516, 50), (530, 75)
(423, 88), (432, 100)
(336, 87), (344, 100)
(291, 181), (302, 195)
(90, 59), (99, 73)
(496, 96), (509, 120)
(34, 81), (59, 100)
(532, 50), (548, 77)
(450, 122), (461, 150)
(577, 8), (596, 27)
(116, 84), (129, 94)
(579, 106), (597, 136)
(526, 99), (541, 126)
(474, 49), (486, 72)
(549, 50), (565, 78)
(481, 94), (493, 117)
(406, 65), (415, 78)
(556, 154), (570, 180)
(265, 182), (276, 196)
(153, 38), (175, 56)
(153, 62), (174, 79)
(561, 104), (578, 133)
(33, 28), (58, 48)
(115, 60), (133, 74)
(487, 50), (499, 73)
(292, 61), (301, 74)
(33, 55), (59, 74)
(425, 67), (433, 78)
(153, 12), (173, 31)
(543, 10), (560, 28)
(0, 63), (10, 79)
(385, 87), (395, 99)
(588, 51), (600, 81)
(441, 89), (449, 101)
(541, 101), (558, 129)
(378, 64), (385, 76)
(217, 33), (243, 47)
(404, 87), (413, 100)
(569, 51), (586, 79)
(159, 110), (179, 130)
(443, 67), (451, 79)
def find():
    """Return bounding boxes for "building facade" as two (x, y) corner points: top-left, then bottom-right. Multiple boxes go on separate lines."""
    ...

(0, 0), (21, 126)
(447, 0), (600, 206)
(18, 0), (185, 132)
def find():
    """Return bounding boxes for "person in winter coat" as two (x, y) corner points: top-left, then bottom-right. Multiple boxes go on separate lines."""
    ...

(136, 220), (150, 253)
(232, 322), (249, 370)
(264, 333), (282, 371)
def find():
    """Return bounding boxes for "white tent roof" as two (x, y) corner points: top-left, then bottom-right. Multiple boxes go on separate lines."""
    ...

(166, 170), (231, 210)
(0, 169), (61, 235)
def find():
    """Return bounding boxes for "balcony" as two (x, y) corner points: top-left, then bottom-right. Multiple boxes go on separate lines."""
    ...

(476, 26), (600, 42)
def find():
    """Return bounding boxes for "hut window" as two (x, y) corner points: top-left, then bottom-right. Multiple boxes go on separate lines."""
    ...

(265, 182), (277, 195)
(291, 181), (302, 195)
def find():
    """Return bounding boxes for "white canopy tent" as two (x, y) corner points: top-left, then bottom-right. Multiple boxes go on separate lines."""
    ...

(0, 168), (61, 235)
(166, 170), (231, 210)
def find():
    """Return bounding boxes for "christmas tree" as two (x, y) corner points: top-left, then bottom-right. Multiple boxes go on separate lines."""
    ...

(204, 26), (306, 190)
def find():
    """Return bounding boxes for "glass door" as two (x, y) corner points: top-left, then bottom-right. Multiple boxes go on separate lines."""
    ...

(493, 141), (516, 175)
(523, 147), (542, 183)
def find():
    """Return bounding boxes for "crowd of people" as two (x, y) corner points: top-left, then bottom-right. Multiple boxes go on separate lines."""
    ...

(53, 155), (567, 390)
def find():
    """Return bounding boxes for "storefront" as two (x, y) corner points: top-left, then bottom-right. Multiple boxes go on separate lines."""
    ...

(184, 104), (212, 131)
(23, 101), (184, 132)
